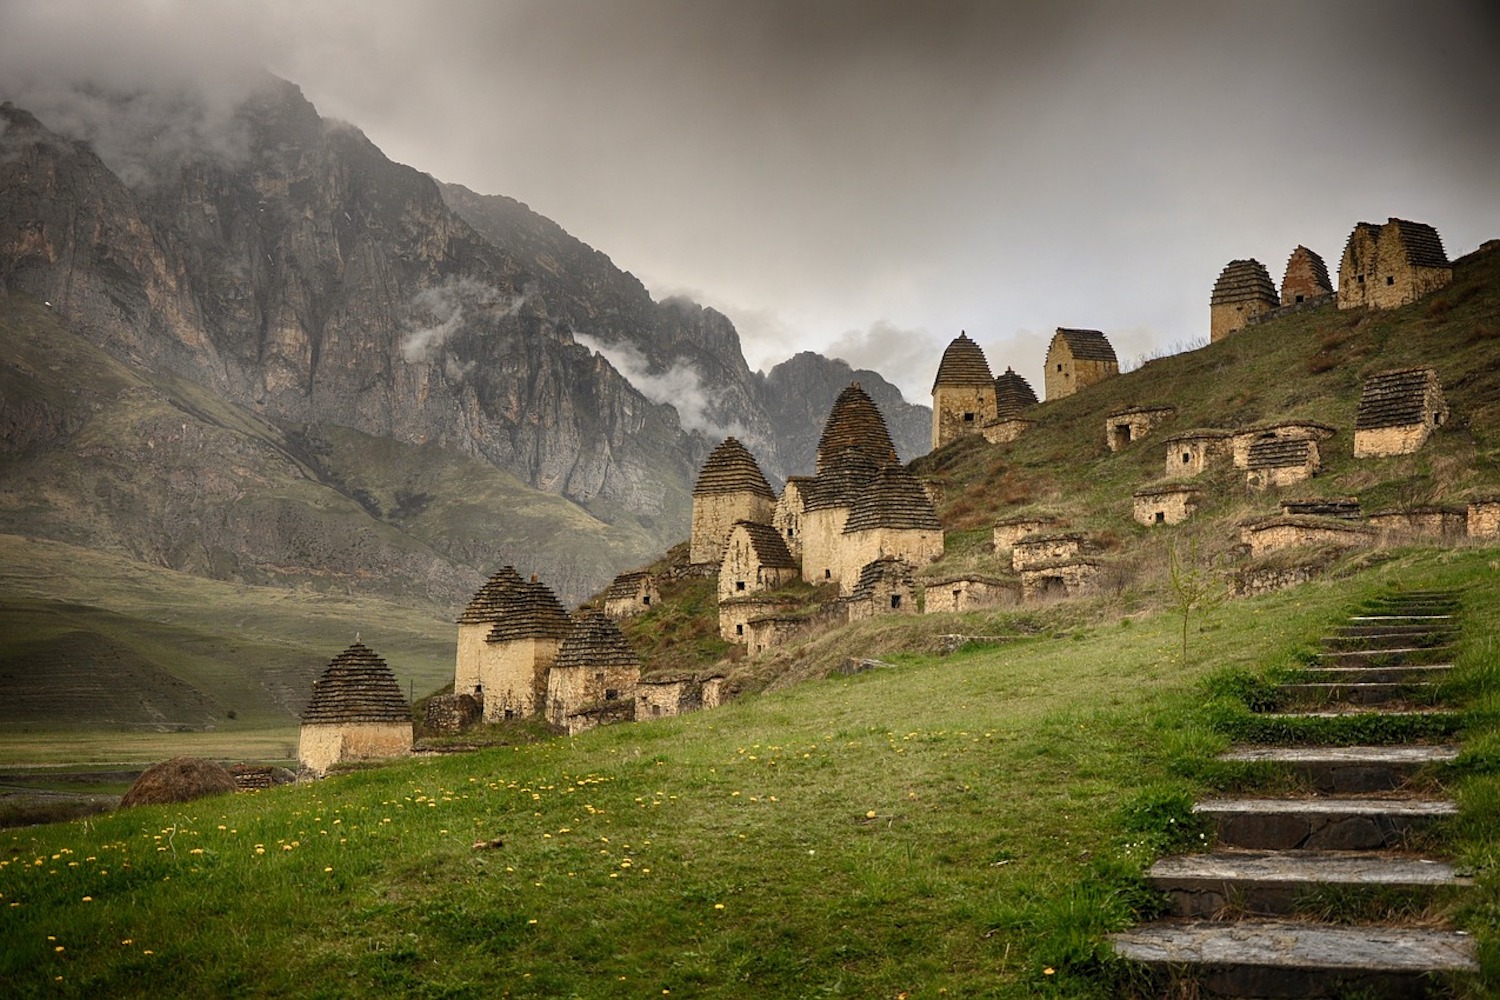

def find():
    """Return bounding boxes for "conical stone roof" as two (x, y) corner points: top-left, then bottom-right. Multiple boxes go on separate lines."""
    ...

(993, 367), (1038, 419)
(554, 611), (640, 670)
(1280, 245), (1332, 305)
(692, 437), (775, 499)
(1387, 218), (1450, 269)
(816, 383), (898, 474)
(301, 642), (410, 724)
(931, 332), (994, 392)
(843, 464), (941, 533)
(848, 556), (915, 601)
(1210, 259), (1278, 306)
(802, 447), (884, 512)
(486, 580), (571, 642)
(457, 566), (527, 624)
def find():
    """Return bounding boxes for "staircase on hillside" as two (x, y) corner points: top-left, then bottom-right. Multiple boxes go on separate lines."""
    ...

(1111, 590), (1480, 997)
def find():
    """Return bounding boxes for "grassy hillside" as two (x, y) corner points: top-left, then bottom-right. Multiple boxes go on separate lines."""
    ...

(1, 549), (1496, 997)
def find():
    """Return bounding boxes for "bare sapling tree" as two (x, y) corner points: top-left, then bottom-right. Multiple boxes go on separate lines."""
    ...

(1169, 537), (1226, 667)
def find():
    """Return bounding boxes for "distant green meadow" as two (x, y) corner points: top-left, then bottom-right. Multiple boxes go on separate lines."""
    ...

(3, 549), (1497, 997)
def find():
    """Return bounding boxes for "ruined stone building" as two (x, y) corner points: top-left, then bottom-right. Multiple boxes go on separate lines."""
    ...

(993, 515), (1060, 551)
(689, 437), (776, 565)
(1243, 436), (1321, 490)
(1044, 328), (1118, 401)
(1163, 429), (1234, 477)
(1239, 516), (1375, 557)
(1281, 246), (1333, 306)
(843, 556), (919, 620)
(719, 520), (799, 603)
(1133, 484), (1202, 526)
(1019, 559), (1100, 601)
(1210, 259), (1279, 341)
(545, 611), (641, 735)
(1353, 367), (1449, 458)
(1338, 219), (1452, 310)
(1366, 506), (1468, 541)
(923, 574), (1017, 613)
(1106, 405), (1176, 452)
(603, 571), (658, 619)
(636, 673), (726, 720)
(1468, 498), (1500, 539)
(1229, 423), (1335, 469)
(454, 567), (571, 723)
(931, 331), (997, 449)
(298, 642), (412, 777)
(984, 367), (1040, 443)
(1011, 532), (1094, 573)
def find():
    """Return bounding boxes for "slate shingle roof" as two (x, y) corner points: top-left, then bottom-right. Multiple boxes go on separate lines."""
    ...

(1388, 219), (1450, 269)
(301, 642), (410, 724)
(457, 566), (527, 624)
(693, 437), (775, 498)
(931, 332), (994, 391)
(730, 520), (798, 569)
(1052, 328), (1118, 364)
(1355, 368), (1441, 430)
(554, 612), (640, 670)
(994, 367), (1039, 419)
(1210, 259), (1279, 306)
(1246, 437), (1314, 469)
(604, 571), (652, 601)
(802, 448), (884, 512)
(843, 465), (941, 533)
(1281, 245), (1332, 299)
(816, 383), (899, 473)
(486, 581), (571, 642)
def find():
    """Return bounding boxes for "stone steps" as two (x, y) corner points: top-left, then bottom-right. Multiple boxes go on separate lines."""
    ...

(1218, 744), (1459, 793)
(1109, 592), (1473, 996)
(1111, 920), (1478, 998)
(1277, 681), (1440, 707)
(1320, 632), (1457, 651)
(1297, 663), (1451, 685)
(1197, 796), (1458, 850)
(1315, 645), (1455, 667)
(1149, 849), (1471, 917)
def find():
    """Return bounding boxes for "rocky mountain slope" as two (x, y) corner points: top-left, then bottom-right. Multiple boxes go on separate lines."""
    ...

(0, 76), (929, 610)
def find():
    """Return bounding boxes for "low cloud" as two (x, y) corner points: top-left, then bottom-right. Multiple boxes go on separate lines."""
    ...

(401, 276), (527, 363)
(822, 321), (940, 402)
(575, 333), (744, 439)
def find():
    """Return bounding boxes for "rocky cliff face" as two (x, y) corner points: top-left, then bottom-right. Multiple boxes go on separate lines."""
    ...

(0, 76), (928, 605)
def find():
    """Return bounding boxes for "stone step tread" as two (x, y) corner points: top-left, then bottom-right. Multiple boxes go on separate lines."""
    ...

(1149, 849), (1470, 887)
(1258, 706), (1459, 718)
(1196, 797), (1459, 817)
(1300, 665), (1452, 678)
(1219, 745), (1460, 765)
(1110, 920), (1478, 973)
(1318, 645), (1456, 655)
(1278, 682), (1440, 693)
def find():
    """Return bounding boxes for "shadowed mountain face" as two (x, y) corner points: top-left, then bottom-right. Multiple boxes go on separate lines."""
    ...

(0, 78), (928, 613)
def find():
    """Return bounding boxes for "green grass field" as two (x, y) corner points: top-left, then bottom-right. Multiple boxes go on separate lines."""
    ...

(3, 548), (1496, 998)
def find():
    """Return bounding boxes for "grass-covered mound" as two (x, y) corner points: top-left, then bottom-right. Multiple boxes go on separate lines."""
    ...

(4, 549), (1497, 998)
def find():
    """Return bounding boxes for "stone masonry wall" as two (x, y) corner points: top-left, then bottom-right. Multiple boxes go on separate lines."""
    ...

(479, 637), (559, 722)
(932, 385), (997, 450)
(994, 517), (1059, 550)
(545, 664), (639, 729)
(299, 721), (410, 777)
(1469, 500), (1500, 538)
(922, 578), (1017, 614)
(1164, 436), (1232, 477)
(801, 506), (851, 586)
(691, 492), (775, 565)
(836, 528), (943, 597)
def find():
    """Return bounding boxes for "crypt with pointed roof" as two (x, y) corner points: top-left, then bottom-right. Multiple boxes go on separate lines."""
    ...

(690, 436), (777, 565)
(545, 611), (642, 734)
(931, 331), (997, 449)
(298, 641), (413, 776)
(455, 566), (571, 722)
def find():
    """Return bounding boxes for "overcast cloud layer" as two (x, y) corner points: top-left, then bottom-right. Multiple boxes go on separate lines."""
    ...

(2, 0), (1498, 400)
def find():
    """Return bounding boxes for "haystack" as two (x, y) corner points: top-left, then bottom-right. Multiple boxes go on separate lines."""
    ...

(120, 756), (238, 808)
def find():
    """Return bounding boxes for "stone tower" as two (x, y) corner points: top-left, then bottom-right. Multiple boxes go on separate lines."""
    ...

(298, 641), (412, 776)
(1338, 218), (1452, 310)
(1209, 259), (1279, 341)
(689, 437), (776, 565)
(1280, 246), (1332, 306)
(930, 331), (996, 450)
(802, 383), (901, 587)
(455, 568), (571, 722)
(1043, 328), (1118, 401)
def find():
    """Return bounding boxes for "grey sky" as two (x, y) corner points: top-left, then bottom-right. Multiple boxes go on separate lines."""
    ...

(3, 0), (1498, 400)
